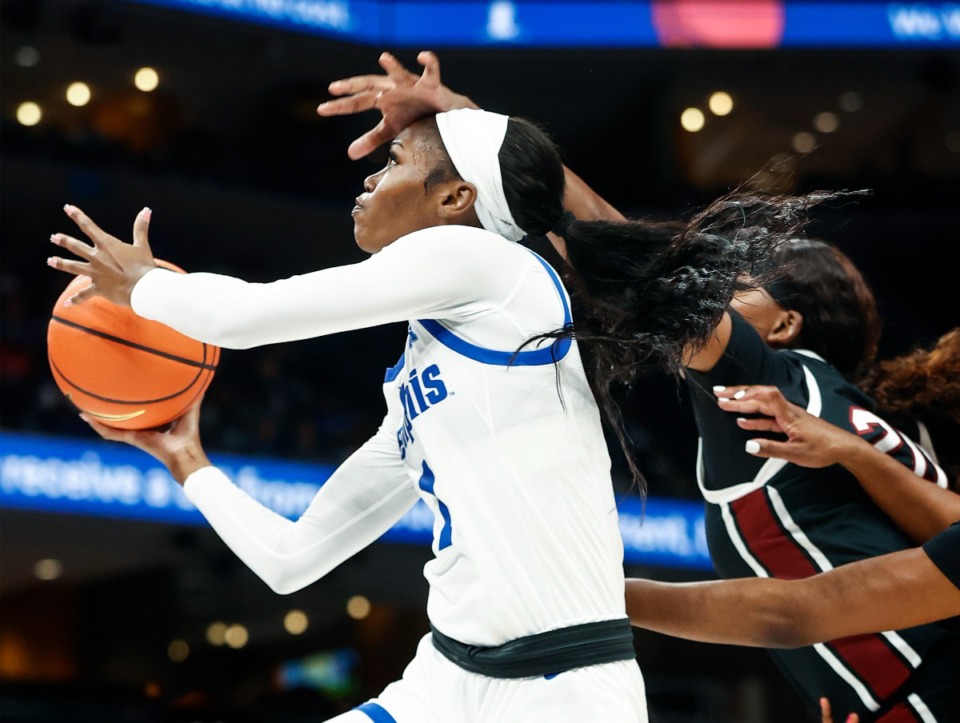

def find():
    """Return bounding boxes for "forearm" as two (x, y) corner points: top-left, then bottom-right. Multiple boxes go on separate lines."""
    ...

(184, 455), (417, 594)
(627, 548), (960, 649)
(561, 166), (625, 223)
(547, 166), (625, 260)
(129, 235), (485, 349)
(626, 577), (805, 648)
(840, 437), (960, 543)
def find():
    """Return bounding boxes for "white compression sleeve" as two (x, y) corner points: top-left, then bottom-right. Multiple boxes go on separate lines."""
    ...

(183, 416), (418, 594)
(130, 227), (512, 349)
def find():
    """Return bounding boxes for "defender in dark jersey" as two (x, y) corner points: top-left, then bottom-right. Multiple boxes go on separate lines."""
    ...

(625, 387), (960, 721)
(681, 241), (960, 722)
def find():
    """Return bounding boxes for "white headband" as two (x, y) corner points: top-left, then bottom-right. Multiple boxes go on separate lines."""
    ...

(435, 108), (525, 242)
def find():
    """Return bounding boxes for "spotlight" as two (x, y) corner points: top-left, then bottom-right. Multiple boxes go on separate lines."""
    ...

(135, 67), (159, 92)
(680, 107), (705, 132)
(225, 624), (249, 649)
(15, 46), (40, 67)
(206, 621), (227, 646)
(16, 101), (42, 126)
(813, 112), (839, 133)
(167, 639), (189, 662)
(347, 595), (372, 620)
(33, 558), (61, 579)
(284, 609), (309, 635)
(839, 92), (863, 113)
(66, 82), (92, 107)
(791, 132), (816, 154)
(708, 91), (733, 116)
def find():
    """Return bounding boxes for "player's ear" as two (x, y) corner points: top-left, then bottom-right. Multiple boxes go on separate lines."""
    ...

(436, 181), (478, 222)
(768, 309), (803, 345)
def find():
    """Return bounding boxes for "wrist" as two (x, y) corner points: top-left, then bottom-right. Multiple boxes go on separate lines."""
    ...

(122, 265), (156, 307)
(458, 94), (480, 110)
(167, 445), (211, 486)
(440, 91), (480, 112)
(837, 434), (878, 471)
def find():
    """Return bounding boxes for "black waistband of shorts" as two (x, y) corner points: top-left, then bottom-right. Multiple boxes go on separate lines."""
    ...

(430, 618), (635, 679)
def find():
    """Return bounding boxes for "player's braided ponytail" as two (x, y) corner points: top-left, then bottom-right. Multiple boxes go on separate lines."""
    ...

(498, 116), (860, 492)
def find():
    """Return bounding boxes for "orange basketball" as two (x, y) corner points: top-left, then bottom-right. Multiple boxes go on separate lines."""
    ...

(47, 260), (220, 430)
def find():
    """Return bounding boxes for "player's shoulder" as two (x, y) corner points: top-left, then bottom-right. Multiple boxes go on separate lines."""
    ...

(386, 225), (531, 266)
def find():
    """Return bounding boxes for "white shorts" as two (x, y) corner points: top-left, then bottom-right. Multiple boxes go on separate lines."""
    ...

(329, 633), (648, 723)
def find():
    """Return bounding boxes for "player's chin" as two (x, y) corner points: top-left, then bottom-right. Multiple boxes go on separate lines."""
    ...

(353, 229), (381, 255)
(353, 225), (395, 255)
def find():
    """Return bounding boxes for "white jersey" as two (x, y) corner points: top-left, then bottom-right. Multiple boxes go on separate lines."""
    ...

(132, 225), (628, 646)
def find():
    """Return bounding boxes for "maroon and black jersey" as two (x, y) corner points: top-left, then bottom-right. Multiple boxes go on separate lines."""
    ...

(685, 310), (959, 722)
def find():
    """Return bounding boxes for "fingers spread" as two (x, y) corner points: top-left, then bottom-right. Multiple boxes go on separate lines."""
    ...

(51, 233), (97, 262)
(326, 75), (393, 97)
(47, 256), (91, 278)
(417, 50), (442, 86)
(717, 397), (767, 415)
(347, 119), (390, 160)
(64, 204), (107, 242)
(132, 207), (152, 248)
(319, 91), (382, 117)
(748, 438), (794, 460)
(380, 51), (413, 82)
(736, 417), (783, 433)
(712, 385), (747, 399)
(64, 282), (99, 307)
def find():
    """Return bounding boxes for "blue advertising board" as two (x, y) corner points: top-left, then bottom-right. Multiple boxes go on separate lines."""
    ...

(0, 430), (712, 571)
(129, 1), (960, 48)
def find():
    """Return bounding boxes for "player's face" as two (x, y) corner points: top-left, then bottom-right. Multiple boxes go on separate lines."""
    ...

(352, 122), (447, 254)
(731, 287), (785, 339)
(731, 286), (799, 348)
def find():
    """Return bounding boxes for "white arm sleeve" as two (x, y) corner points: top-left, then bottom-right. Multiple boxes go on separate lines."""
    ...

(131, 228), (506, 349)
(183, 415), (417, 595)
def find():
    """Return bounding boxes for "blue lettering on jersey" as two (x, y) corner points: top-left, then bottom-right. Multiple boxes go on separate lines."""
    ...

(418, 461), (453, 550)
(396, 364), (449, 459)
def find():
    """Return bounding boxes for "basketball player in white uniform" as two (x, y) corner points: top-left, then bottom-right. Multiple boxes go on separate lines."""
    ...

(50, 109), (648, 722)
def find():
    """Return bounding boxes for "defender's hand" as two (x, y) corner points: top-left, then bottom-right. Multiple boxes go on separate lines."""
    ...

(317, 51), (479, 160)
(713, 384), (867, 468)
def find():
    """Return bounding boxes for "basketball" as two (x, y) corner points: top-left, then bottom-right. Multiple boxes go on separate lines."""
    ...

(47, 260), (220, 430)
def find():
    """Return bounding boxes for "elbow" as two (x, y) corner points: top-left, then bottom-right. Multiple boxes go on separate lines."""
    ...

(262, 573), (307, 596)
(754, 612), (811, 649)
(752, 592), (821, 649)
(254, 557), (314, 595)
(257, 557), (336, 596)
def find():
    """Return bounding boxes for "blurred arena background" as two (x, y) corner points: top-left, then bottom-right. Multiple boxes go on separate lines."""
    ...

(1, 1), (958, 721)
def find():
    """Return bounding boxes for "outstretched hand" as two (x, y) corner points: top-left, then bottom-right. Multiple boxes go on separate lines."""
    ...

(713, 384), (864, 468)
(81, 399), (211, 485)
(317, 50), (479, 160)
(48, 205), (158, 307)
